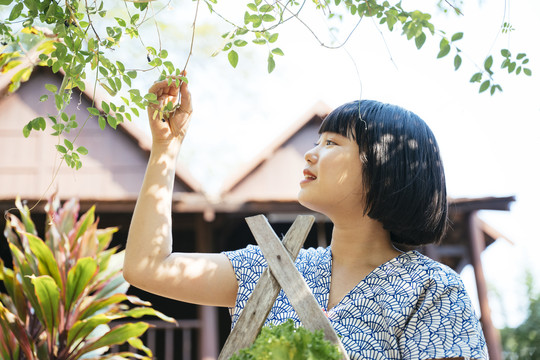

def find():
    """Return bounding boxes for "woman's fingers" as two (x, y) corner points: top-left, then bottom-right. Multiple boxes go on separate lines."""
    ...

(147, 73), (192, 141)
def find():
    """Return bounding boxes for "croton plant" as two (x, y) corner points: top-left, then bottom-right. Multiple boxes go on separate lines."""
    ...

(0, 197), (173, 359)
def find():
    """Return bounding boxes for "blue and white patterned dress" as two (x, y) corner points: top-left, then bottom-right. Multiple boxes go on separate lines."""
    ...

(224, 245), (488, 360)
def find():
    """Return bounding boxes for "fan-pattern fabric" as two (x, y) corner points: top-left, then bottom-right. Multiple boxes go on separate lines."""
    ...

(224, 245), (488, 360)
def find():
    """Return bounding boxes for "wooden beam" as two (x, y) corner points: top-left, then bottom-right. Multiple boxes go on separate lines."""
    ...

(467, 212), (502, 360)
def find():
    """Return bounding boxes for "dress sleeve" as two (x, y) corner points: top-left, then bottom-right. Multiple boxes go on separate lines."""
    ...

(398, 275), (489, 360)
(222, 245), (268, 328)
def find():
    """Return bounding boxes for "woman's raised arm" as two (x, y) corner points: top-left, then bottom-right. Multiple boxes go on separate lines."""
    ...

(123, 76), (238, 307)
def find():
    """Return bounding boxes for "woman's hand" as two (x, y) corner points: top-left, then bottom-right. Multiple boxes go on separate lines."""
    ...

(147, 72), (192, 146)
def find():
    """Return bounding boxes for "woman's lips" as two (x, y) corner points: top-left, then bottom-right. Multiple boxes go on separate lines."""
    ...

(301, 169), (317, 185)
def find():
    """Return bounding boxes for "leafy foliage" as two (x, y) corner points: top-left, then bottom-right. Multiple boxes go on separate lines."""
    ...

(0, 0), (533, 169)
(0, 0), (179, 168)
(229, 319), (342, 360)
(0, 197), (174, 359)
(500, 271), (540, 360)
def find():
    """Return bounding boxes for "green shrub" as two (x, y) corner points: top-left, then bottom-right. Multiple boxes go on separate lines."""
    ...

(0, 197), (173, 359)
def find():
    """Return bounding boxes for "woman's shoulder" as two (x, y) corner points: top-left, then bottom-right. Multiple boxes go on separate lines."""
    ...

(374, 250), (467, 295)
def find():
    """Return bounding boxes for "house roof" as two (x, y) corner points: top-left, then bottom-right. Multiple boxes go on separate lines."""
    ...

(0, 52), (203, 210)
(218, 101), (332, 203)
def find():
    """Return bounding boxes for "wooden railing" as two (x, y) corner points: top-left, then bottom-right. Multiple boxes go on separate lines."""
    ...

(110, 319), (201, 360)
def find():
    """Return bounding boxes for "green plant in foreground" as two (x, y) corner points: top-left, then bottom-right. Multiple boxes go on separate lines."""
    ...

(0, 197), (174, 359)
(229, 319), (342, 360)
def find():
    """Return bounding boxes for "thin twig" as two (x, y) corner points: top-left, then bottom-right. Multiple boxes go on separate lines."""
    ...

(370, 17), (398, 71)
(444, 0), (463, 16)
(183, 0), (201, 73)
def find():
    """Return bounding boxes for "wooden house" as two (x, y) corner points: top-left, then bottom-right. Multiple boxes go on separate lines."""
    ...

(0, 66), (513, 360)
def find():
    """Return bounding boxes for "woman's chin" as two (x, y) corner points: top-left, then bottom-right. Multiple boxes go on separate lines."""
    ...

(298, 193), (323, 214)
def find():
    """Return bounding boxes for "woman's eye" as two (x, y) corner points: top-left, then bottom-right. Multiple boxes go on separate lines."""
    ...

(326, 140), (336, 146)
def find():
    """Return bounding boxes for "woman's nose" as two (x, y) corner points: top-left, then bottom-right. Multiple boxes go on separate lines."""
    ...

(304, 147), (318, 163)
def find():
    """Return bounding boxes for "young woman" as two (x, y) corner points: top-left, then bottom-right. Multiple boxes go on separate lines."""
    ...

(124, 77), (488, 360)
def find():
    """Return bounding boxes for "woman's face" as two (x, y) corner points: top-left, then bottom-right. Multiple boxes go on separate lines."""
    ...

(298, 132), (365, 217)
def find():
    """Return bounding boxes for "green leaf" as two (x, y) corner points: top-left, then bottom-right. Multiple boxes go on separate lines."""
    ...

(523, 68), (532, 76)
(64, 139), (73, 151)
(144, 93), (157, 101)
(237, 28), (249, 35)
(516, 53), (526, 60)
(98, 116), (106, 130)
(128, 337), (153, 357)
(9, 2), (23, 21)
(87, 107), (100, 116)
(260, 4), (274, 12)
(253, 38), (267, 45)
(76, 146), (88, 155)
(122, 307), (176, 323)
(484, 55), (493, 72)
(79, 293), (128, 320)
(39, 95), (48, 102)
(451, 32), (463, 42)
(27, 234), (62, 287)
(65, 258), (98, 313)
(23, 124), (32, 138)
(437, 38), (450, 59)
(262, 14), (276, 22)
(101, 83), (117, 97)
(501, 49), (511, 58)
(415, 33), (426, 50)
(45, 83), (58, 93)
(115, 17), (126, 27)
(107, 115), (117, 129)
(479, 80), (490, 93)
(247, 3), (258, 11)
(268, 33), (279, 43)
(0, 302), (34, 360)
(228, 50), (239, 68)
(159, 49), (168, 59)
(470, 72), (482, 83)
(271, 48), (284, 56)
(37, 117), (46, 130)
(234, 40), (248, 47)
(77, 322), (149, 355)
(163, 61), (175, 74)
(267, 54), (275, 73)
(453, 54), (462, 70)
(67, 315), (112, 348)
(99, 66), (108, 77)
(54, 145), (67, 154)
(30, 275), (60, 336)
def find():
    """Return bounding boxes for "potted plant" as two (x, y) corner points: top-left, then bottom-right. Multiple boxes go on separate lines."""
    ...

(0, 197), (174, 359)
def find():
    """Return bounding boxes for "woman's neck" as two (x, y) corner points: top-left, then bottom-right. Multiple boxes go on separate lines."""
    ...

(329, 215), (401, 268)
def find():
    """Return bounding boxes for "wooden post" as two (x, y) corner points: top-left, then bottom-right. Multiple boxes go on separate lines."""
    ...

(467, 212), (502, 360)
(196, 216), (219, 360)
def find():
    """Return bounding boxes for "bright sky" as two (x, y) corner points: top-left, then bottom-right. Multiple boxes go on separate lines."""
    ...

(124, 0), (540, 328)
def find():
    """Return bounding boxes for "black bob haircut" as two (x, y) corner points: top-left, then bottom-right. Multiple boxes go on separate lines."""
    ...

(319, 100), (448, 246)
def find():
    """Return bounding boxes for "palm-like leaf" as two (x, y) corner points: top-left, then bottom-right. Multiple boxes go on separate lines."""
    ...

(0, 197), (173, 359)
